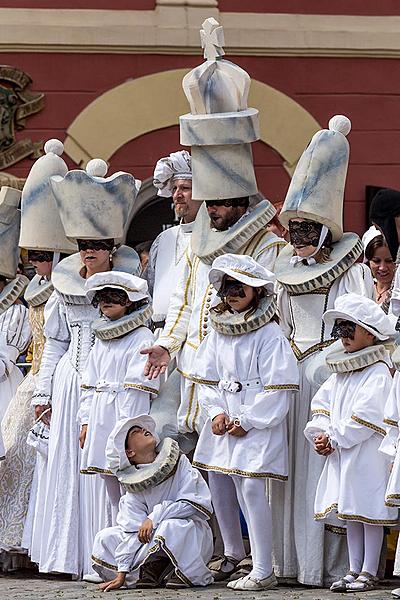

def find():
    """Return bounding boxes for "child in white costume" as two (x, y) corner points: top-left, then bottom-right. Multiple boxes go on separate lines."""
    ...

(79, 272), (159, 517)
(92, 415), (213, 591)
(192, 254), (299, 591)
(304, 293), (397, 592)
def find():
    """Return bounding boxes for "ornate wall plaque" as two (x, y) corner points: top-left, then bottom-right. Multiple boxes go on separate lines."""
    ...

(0, 65), (44, 171)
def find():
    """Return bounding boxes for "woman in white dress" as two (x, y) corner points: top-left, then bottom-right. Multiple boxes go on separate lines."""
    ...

(271, 116), (374, 586)
(305, 294), (397, 591)
(78, 272), (159, 519)
(191, 254), (299, 591)
(31, 159), (141, 578)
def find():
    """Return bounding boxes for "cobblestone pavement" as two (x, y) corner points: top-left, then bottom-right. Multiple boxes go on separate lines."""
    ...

(0, 574), (398, 600)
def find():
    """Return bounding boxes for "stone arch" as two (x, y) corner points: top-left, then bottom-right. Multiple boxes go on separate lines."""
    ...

(63, 68), (320, 178)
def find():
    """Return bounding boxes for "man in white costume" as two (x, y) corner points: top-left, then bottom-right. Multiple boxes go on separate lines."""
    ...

(271, 115), (374, 586)
(142, 18), (285, 436)
(147, 150), (199, 330)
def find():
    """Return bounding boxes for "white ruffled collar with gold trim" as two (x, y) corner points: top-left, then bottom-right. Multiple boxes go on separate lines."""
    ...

(210, 295), (276, 336)
(0, 274), (29, 316)
(275, 233), (363, 293)
(24, 275), (54, 307)
(327, 343), (390, 374)
(191, 198), (276, 266)
(92, 303), (152, 341)
(117, 437), (180, 492)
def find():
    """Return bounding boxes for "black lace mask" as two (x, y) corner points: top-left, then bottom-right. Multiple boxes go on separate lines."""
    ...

(289, 220), (323, 248)
(331, 319), (357, 340)
(77, 239), (115, 252)
(217, 278), (246, 299)
(28, 250), (54, 263)
(92, 288), (130, 308)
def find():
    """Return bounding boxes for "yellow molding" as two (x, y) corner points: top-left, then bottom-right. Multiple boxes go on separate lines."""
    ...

(0, 8), (400, 57)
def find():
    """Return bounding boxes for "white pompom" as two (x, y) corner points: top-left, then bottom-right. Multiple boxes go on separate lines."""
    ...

(44, 138), (64, 156)
(328, 115), (351, 137)
(86, 158), (108, 177)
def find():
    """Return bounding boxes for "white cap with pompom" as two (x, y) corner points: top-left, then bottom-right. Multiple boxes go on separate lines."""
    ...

(20, 138), (77, 253)
(50, 158), (141, 244)
(279, 114), (352, 243)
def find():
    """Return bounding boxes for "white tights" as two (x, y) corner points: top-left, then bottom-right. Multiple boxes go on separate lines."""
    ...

(208, 471), (273, 580)
(346, 521), (384, 576)
(100, 475), (121, 523)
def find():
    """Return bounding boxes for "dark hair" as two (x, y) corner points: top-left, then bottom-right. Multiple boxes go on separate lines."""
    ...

(213, 282), (266, 321)
(365, 235), (388, 262)
(315, 229), (333, 264)
(135, 240), (153, 256)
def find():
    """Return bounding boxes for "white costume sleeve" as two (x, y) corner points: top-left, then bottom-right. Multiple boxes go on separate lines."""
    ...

(276, 284), (293, 339)
(335, 263), (375, 299)
(192, 331), (224, 421)
(77, 341), (99, 426)
(328, 371), (389, 449)
(32, 291), (70, 406)
(0, 304), (32, 354)
(157, 250), (193, 358)
(253, 237), (286, 271)
(0, 332), (20, 379)
(145, 233), (161, 297)
(304, 375), (335, 443)
(239, 331), (299, 432)
(380, 371), (400, 458)
(122, 330), (160, 419)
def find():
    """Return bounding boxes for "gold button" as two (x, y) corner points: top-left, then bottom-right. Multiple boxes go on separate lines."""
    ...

(204, 317), (208, 322)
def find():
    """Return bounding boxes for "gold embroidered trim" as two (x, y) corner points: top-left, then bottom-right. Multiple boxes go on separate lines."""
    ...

(192, 399), (200, 433)
(167, 251), (192, 337)
(325, 524), (346, 536)
(264, 384), (299, 392)
(155, 535), (192, 587)
(124, 383), (159, 395)
(230, 268), (260, 279)
(92, 554), (117, 571)
(177, 368), (218, 386)
(186, 341), (199, 350)
(182, 500), (212, 520)
(290, 339), (335, 362)
(184, 383), (196, 432)
(337, 512), (398, 525)
(255, 240), (286, 261)
(314, 503), (338, 520)
(312, 408), (331, 417)
(81, 466), (113, 475)
(351, 414), (386, 436)
(288, 287), (331, 297)
(384, 418), (398, 427)
(81, 384), (95, 390)
(193, 461), (287, 481)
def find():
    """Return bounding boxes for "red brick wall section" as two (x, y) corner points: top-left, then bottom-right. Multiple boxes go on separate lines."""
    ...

(219, 0), (400, 15)
(2, 52), (400, 236)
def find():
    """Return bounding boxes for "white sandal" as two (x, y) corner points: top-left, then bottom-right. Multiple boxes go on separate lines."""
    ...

(227, 572), (278, 591)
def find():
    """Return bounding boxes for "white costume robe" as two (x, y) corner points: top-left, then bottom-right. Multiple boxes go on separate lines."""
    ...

(271, 263), (374, 585)
(78, 327), (159, 475)
(92, 454), (213, 587)
(158, 230), (284, 433)
(304, 362), (397, 527)
(193, 321), (299, 479)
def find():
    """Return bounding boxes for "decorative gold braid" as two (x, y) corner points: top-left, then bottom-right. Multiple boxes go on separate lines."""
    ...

(314, 503), (338, 520)
(81, 384), (95, 390)
(384, 418), (398, 427)
(325, 524), (347, 536)
(351, 414), (386, 436)
(91, 555), (118, 571)
(177, 368), (218, 386)
(167, 252), (192, 337)
(290, 339), (335, 362)
(184, 383), (196, 432)
(255, 240), (286, 261)
(180, 500), (212, 519)
(124, 383), (159, 395)
(193, 461), (287, 481)
(264, 384), (299, 391)
(312, 409), (331, 417)
(81, 466), (113, 475)
(337, 512), (398, 525)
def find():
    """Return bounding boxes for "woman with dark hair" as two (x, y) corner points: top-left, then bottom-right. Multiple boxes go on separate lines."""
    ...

(370, 188), (400, 262)
(365, 235), (395, 306)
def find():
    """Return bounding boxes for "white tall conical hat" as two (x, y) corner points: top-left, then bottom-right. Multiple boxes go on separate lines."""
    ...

(279, 115), (351, 242)
(20, 139), (77, 253)
(0, 186), (22, 279)
(50, 159), (141, 243)
(179, 17), (259, 201)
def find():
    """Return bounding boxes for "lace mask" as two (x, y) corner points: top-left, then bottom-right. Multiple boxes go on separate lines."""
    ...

(77, 239), (115, 252)
(217, 278), (246, 299)
(289, 220), (323, 248)
(331, 319), (356, 340)
(28, 250), (54, 263)
(92, 288), (130, 308)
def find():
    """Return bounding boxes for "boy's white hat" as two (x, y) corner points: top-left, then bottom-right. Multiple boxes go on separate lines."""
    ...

(279, 115), (351, 243)
(19, 139), (77, 253)
(50, 159), (141, 243)
(323, 292), (397, 341)
(153, 150), (192, 198)
(105, 415), (159, 473)
(209, 253), (276, 293)
(85, 271), (148, 303)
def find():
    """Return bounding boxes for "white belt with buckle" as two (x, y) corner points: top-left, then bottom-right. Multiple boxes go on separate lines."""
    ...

(218, 378), (261, 393)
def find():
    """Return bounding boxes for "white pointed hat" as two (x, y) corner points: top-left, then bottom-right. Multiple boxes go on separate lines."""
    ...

(179, 17), (259, 201)
(279, 115), (351, 242)
(0, 186), (22, 279)
(50, 159), (141, 243)
(20, 139), (77, 253)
